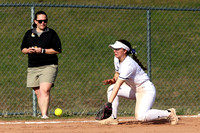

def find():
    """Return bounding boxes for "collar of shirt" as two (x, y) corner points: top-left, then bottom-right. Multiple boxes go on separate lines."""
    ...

(32, 27), (50, 34)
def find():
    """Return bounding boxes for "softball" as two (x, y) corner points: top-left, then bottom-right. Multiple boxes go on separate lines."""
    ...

(54, 108), (63, 116)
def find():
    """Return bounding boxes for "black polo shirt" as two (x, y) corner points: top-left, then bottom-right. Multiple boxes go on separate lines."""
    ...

(21, 27), (62, 67)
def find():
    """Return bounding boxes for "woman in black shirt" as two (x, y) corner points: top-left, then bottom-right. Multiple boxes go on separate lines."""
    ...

(21, 11), (62, 119)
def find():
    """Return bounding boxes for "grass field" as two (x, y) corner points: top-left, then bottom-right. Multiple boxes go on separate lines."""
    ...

(0, 0), (200, 8)
(0, 1), (199, 117)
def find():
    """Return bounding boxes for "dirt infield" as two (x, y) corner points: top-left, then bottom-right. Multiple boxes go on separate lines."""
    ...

(0, 116), (199, 133)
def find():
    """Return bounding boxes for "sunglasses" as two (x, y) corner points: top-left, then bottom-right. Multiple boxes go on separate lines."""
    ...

(37, 19), (48, 23)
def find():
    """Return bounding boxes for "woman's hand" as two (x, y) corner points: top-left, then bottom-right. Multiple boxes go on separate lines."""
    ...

(35, 47), (42, 54)
(103, 78), (116, 85)
(28, 47), (44, 54)
(28, 47), (36, 54)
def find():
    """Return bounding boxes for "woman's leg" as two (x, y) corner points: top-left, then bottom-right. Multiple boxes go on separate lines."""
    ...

(39, 82), (52, 116)
(33, 87), (42, 113)
(107, 83), (136, 118)
(135, 82), (170, 121)
(33, 83), (52, 117)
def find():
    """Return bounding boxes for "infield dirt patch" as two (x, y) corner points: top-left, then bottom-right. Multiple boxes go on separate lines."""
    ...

(0, 116), (199, 133)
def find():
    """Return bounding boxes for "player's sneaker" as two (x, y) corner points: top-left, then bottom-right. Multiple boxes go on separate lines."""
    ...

(168, 108), (178, 125)
(41, 115), (49, 119)
(98, 117), (118, 125)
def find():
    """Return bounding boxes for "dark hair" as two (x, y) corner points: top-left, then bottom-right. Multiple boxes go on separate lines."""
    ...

(32, 11), (48, 28)
(117, 39), (147, 70)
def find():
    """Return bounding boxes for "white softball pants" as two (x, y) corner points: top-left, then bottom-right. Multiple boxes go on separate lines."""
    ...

(107, 81), (170, 121)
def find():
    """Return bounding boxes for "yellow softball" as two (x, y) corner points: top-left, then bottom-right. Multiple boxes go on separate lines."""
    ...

(55, 108), (63, 116)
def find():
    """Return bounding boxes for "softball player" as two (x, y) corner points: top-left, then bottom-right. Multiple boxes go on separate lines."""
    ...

(99, 40), (178, 125)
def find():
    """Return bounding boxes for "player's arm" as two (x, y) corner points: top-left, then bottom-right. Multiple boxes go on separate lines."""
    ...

(113, 72), (119, 81)
(108, 78), (124, 103)
(103, 72), (119, 85)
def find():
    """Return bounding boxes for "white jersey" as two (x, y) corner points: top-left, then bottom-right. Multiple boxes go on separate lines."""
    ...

(114, 56), (149, 89)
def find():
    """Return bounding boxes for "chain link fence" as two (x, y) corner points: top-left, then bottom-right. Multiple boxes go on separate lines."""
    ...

(0, 3), (199, 116)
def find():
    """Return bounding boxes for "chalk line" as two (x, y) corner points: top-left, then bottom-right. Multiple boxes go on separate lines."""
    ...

(0, 115), (199, 125)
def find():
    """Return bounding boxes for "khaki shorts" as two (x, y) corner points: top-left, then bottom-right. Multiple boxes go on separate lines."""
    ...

(27, 64), (58, 88)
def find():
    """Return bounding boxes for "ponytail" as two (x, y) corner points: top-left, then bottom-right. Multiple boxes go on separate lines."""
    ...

(117, 39), (147, 71)
(131, 52), (147, 71)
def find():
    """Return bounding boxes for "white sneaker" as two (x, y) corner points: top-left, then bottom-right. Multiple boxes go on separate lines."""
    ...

(168, 108), (178, 125)
(99, 117), (118, 125)
(41, 115), (49, 119)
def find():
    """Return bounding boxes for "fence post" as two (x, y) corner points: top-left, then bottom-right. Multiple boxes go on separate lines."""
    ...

(31, 5), (37, 117)
(147, 10), (151, 80)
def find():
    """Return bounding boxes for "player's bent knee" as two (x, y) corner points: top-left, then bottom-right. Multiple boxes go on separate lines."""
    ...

(135, 114), (146, 122)
(107, 84), (115, 93)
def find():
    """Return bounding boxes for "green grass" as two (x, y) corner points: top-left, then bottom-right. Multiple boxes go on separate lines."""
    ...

(0, 114), (92, 121)
(0, 1), (199, 118)
(1, 0), (200, 8)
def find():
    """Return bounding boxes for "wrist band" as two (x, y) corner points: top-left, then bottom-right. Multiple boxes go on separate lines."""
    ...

(42, 48), (45, 54)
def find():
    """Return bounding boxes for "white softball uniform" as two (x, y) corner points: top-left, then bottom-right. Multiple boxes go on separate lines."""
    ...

(107, 56), (170, 121)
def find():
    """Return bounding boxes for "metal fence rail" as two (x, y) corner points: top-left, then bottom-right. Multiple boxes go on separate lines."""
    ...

(0, 3), (199, 116)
